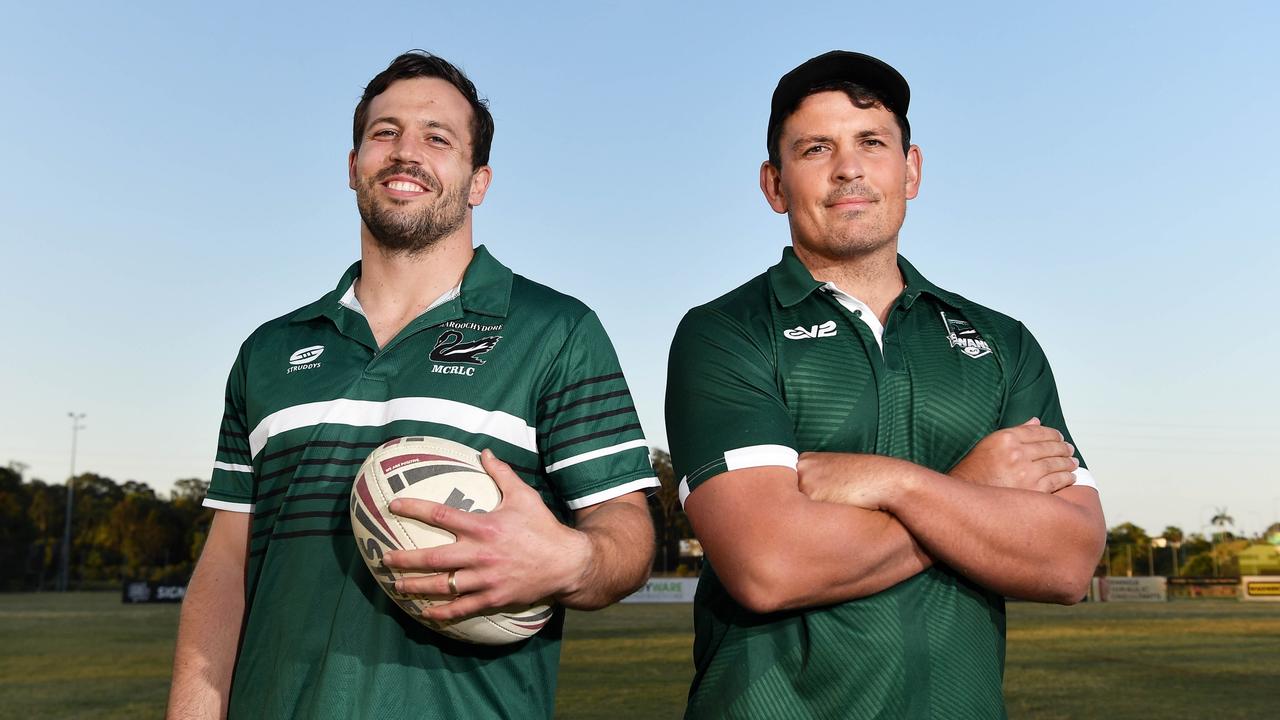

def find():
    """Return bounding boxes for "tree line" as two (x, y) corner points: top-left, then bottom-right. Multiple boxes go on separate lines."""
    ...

(1, 456), (1272, 591)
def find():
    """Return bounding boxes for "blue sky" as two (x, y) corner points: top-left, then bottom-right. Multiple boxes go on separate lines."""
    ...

(2, 1), (1277, 537)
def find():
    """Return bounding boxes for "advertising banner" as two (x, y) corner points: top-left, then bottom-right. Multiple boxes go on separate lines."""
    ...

(1098, 577), (1167, 602)
(621, 577), (699, 603)
(1240, 576), (1280, 602)
(122, 581), (187, 603)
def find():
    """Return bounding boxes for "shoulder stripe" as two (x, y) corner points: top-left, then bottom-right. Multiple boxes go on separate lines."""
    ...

(213, 461), (254, 474)
(546, 438), (649, 474)
(540, 372), (625, 406)
(546, 406), (635, 434)
(551, 389), (631, 414)
(547, 423), (643, 454)
(565, 477), (660, 509)
(247, 397), (537, 458)
(678, 477), (691, 507)
(204, 498), (253, 513)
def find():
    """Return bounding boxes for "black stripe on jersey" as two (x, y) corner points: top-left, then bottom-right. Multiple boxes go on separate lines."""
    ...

(550, 389), (631, 415)
(254, 475), (355, 504)
(261, 439), (384, 463)
(545, 406), (636, 435)
(222, 428), (249, 441)
(505, 461), (539, 476)
(254, 491), (350, 521)
(250, 527), (352, 557)
(260, 457), (365, 482)
(277, 509), (348, 523)
(547, 423), (643, 454)
(216, 444), (250, 456)
(539, 372), (624, 407)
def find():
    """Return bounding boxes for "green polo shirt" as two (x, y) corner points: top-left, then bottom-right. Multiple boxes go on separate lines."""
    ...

(205, 245), (656, 720)
(666, 247), (1093, 720)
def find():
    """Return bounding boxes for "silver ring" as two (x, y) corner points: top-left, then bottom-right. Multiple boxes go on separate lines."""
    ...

(447, 570), (459, 597)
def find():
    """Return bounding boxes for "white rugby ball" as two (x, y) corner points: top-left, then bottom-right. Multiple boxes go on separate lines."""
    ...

(350, 435), (553, 645)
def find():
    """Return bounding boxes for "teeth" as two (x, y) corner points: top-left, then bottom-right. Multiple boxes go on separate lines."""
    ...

(387, 180), (425, 192)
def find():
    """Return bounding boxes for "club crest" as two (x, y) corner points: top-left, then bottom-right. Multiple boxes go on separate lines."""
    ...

(940, 312), (992, 359)
(430, 330), (501, 366)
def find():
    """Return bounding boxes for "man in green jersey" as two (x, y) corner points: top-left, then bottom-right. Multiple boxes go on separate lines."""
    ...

(167, 52), (657, 719)
(666, 51), (1106, 718)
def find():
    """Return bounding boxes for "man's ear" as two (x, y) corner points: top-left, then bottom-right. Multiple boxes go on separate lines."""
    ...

(760, 161), (788, 215)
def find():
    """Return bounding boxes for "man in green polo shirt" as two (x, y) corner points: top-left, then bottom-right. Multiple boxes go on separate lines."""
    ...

(666, 51), (1106, 718)
(166, 51), (657, 719)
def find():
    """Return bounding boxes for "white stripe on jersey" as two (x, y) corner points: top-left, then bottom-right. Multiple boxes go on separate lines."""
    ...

(545, 438), (649, 474)
(564, 476), (660, 510)
(1072, 467), (1099, 489)
(213, 461), (254, 474)
(724, 444), (798, 472)
(678, 444), (799, 508)
(203, 498), (254, 513)
(247, 397), (537, 458)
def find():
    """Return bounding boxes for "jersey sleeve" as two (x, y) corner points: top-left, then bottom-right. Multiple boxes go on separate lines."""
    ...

(665, 307), (798, 506)
(204, 345), (256, 512)
(537, 311), (657, 510)
(1000, 323), (1096, 489)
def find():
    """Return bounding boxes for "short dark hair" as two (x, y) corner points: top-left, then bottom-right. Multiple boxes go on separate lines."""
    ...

(353, 51), (494, 169)
(767, 80), (911, 167)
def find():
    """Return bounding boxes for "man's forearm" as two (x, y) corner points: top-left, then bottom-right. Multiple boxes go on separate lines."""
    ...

(556, 495), (654, 610)
(167, 513), (248, 719)
(887, 476), (1104, 603)
(687, 467), (933, 615)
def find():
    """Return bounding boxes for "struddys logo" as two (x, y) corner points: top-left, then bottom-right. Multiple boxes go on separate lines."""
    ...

(429, 328), (501, 377)
(940, 312), (991, 359)
(287, 345), (324, 374)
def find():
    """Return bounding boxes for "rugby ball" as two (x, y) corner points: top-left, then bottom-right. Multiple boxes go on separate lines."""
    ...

(350, 436), (554, 645)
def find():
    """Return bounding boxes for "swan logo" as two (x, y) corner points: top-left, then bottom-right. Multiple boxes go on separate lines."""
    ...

(287, 345), (324, 374)
(430, 331), (501, 377)
(940, 313), (991, 359)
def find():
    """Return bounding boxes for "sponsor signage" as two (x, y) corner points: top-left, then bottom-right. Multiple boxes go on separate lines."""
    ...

(621, 577), (699, 603)
(1098, 577), (1167, 602)
(1241, 576), (1280, 602)
(122, 581), (187, 603)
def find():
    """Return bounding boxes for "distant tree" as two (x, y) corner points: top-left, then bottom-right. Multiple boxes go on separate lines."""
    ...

(647, 449), (692, 573)
(1210, 507), (1235, 540)
(1106, 522), (1152, 576)
(0, 466), (37, 590)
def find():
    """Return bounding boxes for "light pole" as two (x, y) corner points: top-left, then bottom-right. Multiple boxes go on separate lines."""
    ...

(59, 412), (85, 592)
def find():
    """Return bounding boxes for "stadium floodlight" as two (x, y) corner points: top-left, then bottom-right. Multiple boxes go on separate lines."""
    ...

(59, 412), (86, 593)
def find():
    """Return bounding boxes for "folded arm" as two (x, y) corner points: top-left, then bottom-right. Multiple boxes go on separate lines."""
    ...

(684, 465), (931, 614)
(798, 423), (1104, 604)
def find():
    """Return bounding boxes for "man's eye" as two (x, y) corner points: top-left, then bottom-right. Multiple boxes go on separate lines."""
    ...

(373, 129), (398, 139)
(428, 135), (451, 146)
(863, 138), (884, 148)
(803, 145), (829, 156)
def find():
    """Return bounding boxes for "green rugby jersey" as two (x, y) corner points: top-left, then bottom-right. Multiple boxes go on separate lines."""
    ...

(666, 247), (1094, 720)
(205, 246), (657, 720)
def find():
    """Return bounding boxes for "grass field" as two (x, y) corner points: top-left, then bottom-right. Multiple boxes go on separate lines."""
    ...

(1, 593), (1277, 719)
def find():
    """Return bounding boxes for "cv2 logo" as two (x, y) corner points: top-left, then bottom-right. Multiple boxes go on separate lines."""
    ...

(287, 345), (324, 374)
(430, 331), (501, 377)
(783, 321), (838, 340)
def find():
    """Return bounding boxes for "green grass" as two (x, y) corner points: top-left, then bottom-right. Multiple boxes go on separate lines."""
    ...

(1, 593), (1277, 719)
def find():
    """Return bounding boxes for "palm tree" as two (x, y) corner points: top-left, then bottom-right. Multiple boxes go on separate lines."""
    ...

(1209, 508), (1235, 577)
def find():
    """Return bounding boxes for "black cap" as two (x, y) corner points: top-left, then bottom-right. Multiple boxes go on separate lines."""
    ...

(768, 51), (910, 150)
